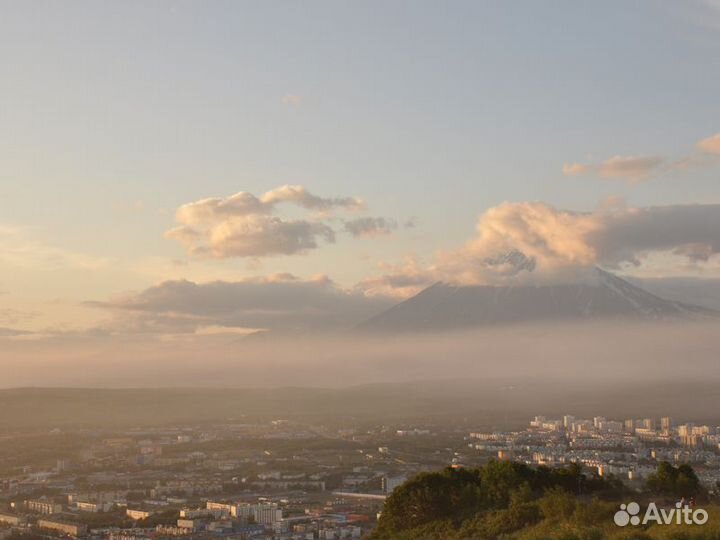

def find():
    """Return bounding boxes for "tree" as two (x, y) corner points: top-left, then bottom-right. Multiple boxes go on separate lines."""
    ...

(538, 487), (576, 522)
(369, 461), (632, 540)
(645, 461), (701, 498)
(371, 467), (482, 538)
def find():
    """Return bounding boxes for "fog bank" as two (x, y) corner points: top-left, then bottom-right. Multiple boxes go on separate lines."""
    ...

(1, 320), (718, 388)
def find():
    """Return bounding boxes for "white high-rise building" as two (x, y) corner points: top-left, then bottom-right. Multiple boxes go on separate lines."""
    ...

(254, 503), (282, 525)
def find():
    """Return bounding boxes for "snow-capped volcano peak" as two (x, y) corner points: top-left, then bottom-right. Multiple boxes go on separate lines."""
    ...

(482, 249), (537, 275)
(357, 267), (715, 333)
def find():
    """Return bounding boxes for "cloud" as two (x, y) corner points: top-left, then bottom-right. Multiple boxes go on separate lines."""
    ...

(564, 131), (720, 182)
(168, 215), (336, 258)
(260, 185), (363, 212)
(563, 155), (664, 182)
(355, 256), (433, 299)
(175, 192), (269, 225)
(166, 185), (366, 258)
(343, 217), (398, 237)
(0, 327), (32, 338)
(590, 204), (720, 266)
(403, 217), (418, 229)
(561, 163), (590, 176)
(0, 308), (37, 326)
(432, 202), (602, 284)
(281, 94), (302, 106)
(598, 155), (664, 180)
(359, 202), (720, 296)
(672, 243), (715, 261)
(697, 132), (720, 154)
(89, 273), (394, 334)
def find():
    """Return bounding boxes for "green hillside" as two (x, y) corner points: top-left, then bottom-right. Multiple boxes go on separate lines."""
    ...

(370, 461), (718, 540)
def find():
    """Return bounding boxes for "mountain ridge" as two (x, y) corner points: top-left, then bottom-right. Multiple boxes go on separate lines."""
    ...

(357, 268), (716, 333)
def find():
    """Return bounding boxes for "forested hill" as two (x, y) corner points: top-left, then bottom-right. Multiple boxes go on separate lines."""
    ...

(369, 461), (716, 540)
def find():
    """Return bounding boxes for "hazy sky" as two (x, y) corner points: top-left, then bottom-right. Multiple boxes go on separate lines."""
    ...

(1, 1), (720, 340)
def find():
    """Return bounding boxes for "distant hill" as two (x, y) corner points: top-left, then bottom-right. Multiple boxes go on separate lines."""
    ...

(3, 380), (720, 430)
(358, 268), (715, 333)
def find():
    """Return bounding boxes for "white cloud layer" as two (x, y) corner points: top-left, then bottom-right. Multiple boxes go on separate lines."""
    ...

(697, 132), (720, 154)
(358, 202), (720, 297)
(166, 185), (382, 258)
(89, 273), (394, 334)
(563, 131), (720, 182)
(563, 155), (664, 182)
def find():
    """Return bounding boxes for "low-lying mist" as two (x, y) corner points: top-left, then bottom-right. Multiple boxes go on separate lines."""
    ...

(1, 320), (718, 389)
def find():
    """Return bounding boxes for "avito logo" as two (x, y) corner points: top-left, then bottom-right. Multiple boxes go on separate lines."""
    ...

(614, 501), (708, 526)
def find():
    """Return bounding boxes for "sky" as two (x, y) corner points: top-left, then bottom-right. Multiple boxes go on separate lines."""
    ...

(1, 1), (720, 344)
